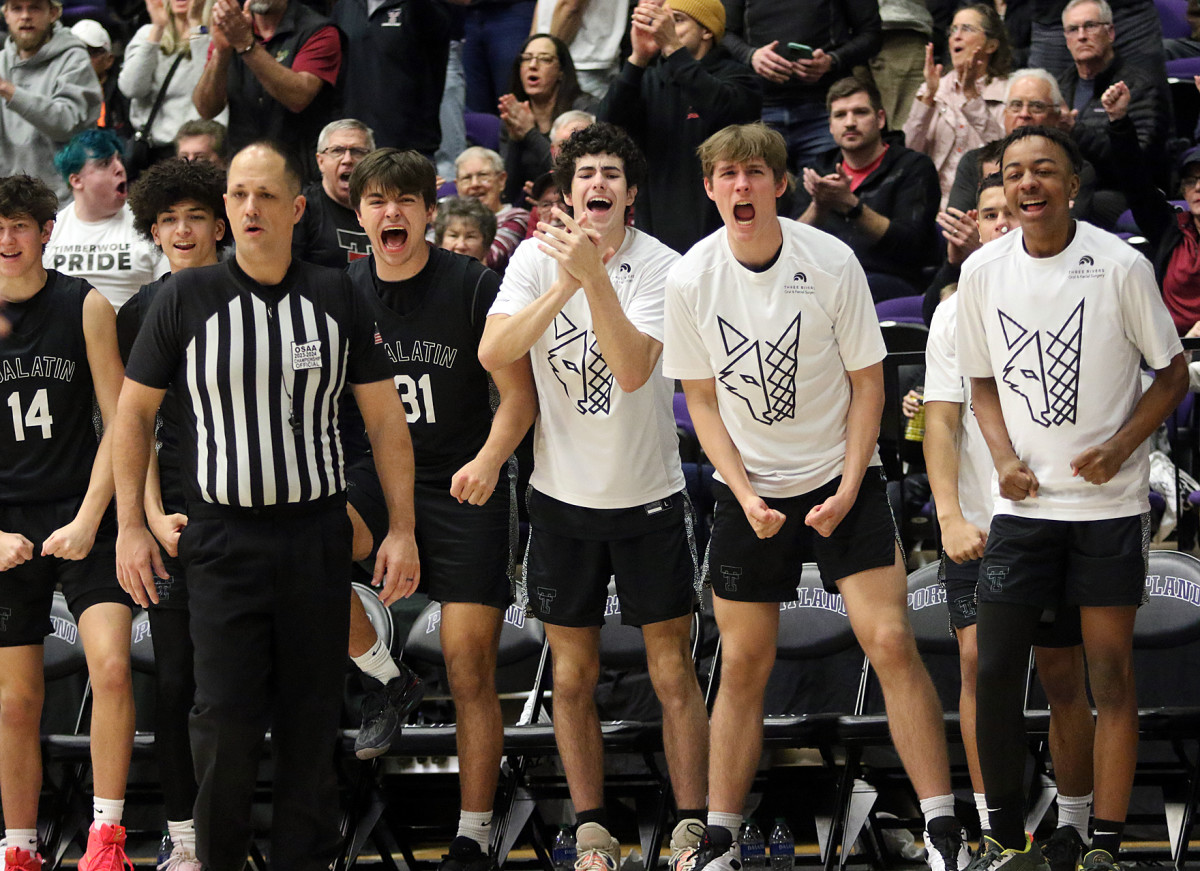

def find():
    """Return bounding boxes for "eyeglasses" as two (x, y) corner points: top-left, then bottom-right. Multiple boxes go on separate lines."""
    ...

(519, 52), (559, 65)
(457, 171), (496, 184)
(1182, 175), (1200, 190)
(1063, 20), (1109, 36)
(948, 22), (983, 35)
(320, 146), (370, 159)
(1005, 99), (1052, 114)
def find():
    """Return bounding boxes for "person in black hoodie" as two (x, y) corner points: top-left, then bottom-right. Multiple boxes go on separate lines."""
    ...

(596, 0), (760, 254)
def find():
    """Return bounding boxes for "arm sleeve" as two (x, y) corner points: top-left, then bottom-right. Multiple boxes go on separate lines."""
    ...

(661, 265), (714, 380)
(118, 25), (161, 100)
(954, 265), (994, 379)
(5, 48), (101, 139)
(125, 281), (184, 389)
(595, 60), (648, 142)
(830, 0), (883, 69)
(485, 208), (531, 274)
(1109, 114), (1176, 244)
(1120, 255), (1185, 369)
(489, 238), (544, 317)
(832, 253), (887, 370)
(718, 0), (754, 65)
(902, 85), (937, 152)
(291, 25), (342, 86)
(947, 149), (981, 214)
(659, 50), (762, 126)
(621, 249), (678, 343)
(869, 152), (940, 268)
(923, 300), (964, 403)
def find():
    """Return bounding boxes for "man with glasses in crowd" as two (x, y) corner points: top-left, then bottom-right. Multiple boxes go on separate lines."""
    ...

(946, 69), (1098, 223)
(293, 118), (374, 267)
(1056, 0), (1168, 227)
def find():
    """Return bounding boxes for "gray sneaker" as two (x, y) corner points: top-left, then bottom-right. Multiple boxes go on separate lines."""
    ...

(667, 819), (705, 871)
(575, 823), (620, 871)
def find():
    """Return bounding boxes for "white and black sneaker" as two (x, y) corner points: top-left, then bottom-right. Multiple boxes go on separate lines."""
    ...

(925, 818), (970, 871)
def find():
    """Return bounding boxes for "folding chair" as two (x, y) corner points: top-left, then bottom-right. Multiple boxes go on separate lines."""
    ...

(340, 595), (547, 871)
(1128, 549), (1200, 870)
(495, 595), (701, 871)
(705, 565), (863, 871)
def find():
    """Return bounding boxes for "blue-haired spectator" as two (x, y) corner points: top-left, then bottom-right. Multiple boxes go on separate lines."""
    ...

(44, 128), (167, 310)
(0, 0), (102, 200)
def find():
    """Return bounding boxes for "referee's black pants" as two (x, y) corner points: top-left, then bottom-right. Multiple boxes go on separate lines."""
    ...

(180, 497), (352, 871)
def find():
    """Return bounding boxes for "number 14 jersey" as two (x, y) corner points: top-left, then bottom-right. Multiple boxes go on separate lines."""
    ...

(0, 271), (98, 504)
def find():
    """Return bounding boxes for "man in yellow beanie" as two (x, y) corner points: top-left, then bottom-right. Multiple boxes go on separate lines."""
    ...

(596, 0), (762, 254)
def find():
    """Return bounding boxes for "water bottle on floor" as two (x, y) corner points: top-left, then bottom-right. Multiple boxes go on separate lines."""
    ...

(769, 819), (794, 871)
(739, 820), (765, 870)
(158, 831), (173, 866)
(553, 825), (577, 871)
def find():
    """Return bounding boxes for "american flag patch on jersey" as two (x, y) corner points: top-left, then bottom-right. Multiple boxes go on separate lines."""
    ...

(374, 323), (383, 344)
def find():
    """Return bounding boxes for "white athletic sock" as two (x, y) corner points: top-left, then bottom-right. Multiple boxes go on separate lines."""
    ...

(168, 819), (197, 856)
(707, 811), (742, 843)
(4, 829), (39, 852)
(352, 636), (401, 684)
(457, 810), (492, 851)
(974, 793), (990, 832)
(93, 797), (124, 827)
(1056, 793), (1093, 841)
(919, 795), (957, 829)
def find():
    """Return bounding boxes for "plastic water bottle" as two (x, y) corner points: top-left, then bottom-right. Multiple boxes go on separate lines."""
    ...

(158, 831), (173, 866)
(553, 825), (577, 871)
(739, 820), (766, 870)
(769, 819), (794, 871)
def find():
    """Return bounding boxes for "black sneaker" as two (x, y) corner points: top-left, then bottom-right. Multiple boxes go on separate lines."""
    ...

(691, 826), (741, 871)
(1079, 849), (1120, 871)
(355, 660), (424, 760)
(1039, 827), (1086, 871)
(438, 837), (498, 871)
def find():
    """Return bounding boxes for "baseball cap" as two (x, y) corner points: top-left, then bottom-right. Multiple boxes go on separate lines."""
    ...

(71, 19), (112, 53)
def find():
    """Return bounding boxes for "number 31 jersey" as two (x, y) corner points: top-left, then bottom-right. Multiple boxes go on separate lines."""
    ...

(0, 272), (99, 504)
(346, 249), (501, 483)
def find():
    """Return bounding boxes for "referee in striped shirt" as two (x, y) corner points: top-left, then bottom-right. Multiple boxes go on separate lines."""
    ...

(112, 141), (420, 871)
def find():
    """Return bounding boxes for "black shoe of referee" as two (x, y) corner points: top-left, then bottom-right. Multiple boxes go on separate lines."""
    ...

(355, 660), (424, 759)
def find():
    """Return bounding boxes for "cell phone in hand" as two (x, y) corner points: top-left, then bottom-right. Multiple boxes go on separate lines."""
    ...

(782, 42), (814, 61)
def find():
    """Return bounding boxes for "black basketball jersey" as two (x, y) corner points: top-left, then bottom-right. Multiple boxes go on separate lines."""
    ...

(292, 183), (372, 269)
(0, 271), (99, 505)
(117, 275), (186, 513)
(346, 248), (501, 483)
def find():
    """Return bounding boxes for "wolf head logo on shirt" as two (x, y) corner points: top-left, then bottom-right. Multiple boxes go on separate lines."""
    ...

(998, 300), (1083, 428)
(548, 311), (613, 416)
(716, 314), (800, 425)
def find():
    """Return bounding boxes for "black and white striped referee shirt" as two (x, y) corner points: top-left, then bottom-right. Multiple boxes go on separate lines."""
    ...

(125, 258), (391, 508)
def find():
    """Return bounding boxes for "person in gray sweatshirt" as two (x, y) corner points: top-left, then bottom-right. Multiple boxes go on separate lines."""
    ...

(0, 0), (102, 200)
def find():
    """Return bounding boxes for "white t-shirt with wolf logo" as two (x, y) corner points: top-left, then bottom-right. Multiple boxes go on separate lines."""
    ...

(956, 221), (1181, 521)
(490, 228), (686, 509)
(662, 218), (886, 499)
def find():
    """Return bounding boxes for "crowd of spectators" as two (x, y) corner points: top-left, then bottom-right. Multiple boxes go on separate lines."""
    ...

(2, 0), (1200, 312)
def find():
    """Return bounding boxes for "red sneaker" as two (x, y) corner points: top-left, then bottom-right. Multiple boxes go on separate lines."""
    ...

(4, 846), (44, 871)
(78, 824), (133, 871)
